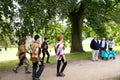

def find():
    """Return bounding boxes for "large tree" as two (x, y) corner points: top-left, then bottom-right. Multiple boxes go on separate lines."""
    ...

(41, 0), (120, 52)
(0, 0), (120, 52)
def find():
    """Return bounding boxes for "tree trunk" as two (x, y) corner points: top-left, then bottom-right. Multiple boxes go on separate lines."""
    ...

(69, 4), (85, 52)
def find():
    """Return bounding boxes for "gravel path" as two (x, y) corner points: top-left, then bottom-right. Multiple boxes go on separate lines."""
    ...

(0, 55), (120, 80)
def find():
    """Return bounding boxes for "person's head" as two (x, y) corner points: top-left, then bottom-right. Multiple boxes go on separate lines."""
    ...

(109, 37), (113, 41)
(44, 37), (48, 42)
(102, 37), (105, 41)
(34, 34), (40, 43)
(94, 36), (97, 39)
(58, 36), (63, 42)
(18, 37), (26, 45)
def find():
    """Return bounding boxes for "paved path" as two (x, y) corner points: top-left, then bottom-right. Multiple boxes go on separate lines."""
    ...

(0, 56), (120, 80)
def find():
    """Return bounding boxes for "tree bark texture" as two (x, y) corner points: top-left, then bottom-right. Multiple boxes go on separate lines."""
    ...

(69, 3), (85, 52)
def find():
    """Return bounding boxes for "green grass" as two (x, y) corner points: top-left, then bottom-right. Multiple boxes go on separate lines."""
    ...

(0, 48), (18, 61)
(114, 46), (120, 54)
(48, 52), (91, 63)
(0, 52), (91, 69)
(0, 45), (120, 69)
(66, 52), (91, 61)
(0, 60), (18, 69)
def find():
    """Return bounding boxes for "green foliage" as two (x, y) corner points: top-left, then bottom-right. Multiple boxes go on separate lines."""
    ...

(106, 21), (120, 45)
(0, 0), (120, 51)
(0, 0), (15, 46)
(103, 3), (120, 45)
(83, 0), (120, 39)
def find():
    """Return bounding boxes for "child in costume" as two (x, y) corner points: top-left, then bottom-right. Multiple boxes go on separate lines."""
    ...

(13, 37), (31, 73)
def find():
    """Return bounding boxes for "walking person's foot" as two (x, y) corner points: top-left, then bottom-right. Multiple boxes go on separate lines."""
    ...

(12, 69), (18, 73)
(46, 61), (50, 64)
(56, 73), (65, 77)
(34, 78), (40, 80)
(96, 60), (98, 61)
(25, 71), (31, 74)
(33, 77), (40, 80)
(60, 72), (65, 76)
(56, 73), (61, 77)
(92, 60), (95, 62)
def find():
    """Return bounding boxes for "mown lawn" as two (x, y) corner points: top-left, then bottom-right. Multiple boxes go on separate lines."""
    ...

(0, 45), (120, 69)
(0, 51), (92, 69)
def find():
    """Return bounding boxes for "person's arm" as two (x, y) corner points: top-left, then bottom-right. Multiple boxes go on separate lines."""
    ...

(105, 41), (107, 49)
(63, 55), (67, 62)
(38, 54), (41, 65)
(38, 44), (42, 65)
(99, 41), (102, 48)
(90, 40), (93, 49)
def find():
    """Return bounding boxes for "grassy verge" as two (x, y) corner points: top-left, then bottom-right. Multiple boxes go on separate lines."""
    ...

(66, 52), (91, 61)
(0, 52), (91, 69)
(0, 60), (19, 69)
(1, 50), (120, 69)
(114, 46), (120, 54)
(0, 45), (120, 69)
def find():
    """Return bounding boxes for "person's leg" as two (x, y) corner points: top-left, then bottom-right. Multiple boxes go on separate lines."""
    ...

(23, 57), (31, 73)
(56, 60), (61, 76)
(110, 48), (112, 51)
(92, 50), (96, 61)
(95, 50), (99, 61)
(32, 63), (37, 80)
(111, 48), (113, 51)
(99, 48), (102, 54)
(42, 50), (45, 63)
(36, 62), (44, 80)
(60, 57), (67, 75)
(46, 50), (50, 63)
(13, 59), (23, 73)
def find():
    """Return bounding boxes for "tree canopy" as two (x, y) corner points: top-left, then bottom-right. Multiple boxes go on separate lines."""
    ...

(0, 0), (120, 52)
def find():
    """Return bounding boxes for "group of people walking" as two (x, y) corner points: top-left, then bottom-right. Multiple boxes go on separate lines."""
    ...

(90, 36), (114, 61)
(13, 35), (67, 80)
(12, 35), (114, 79)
